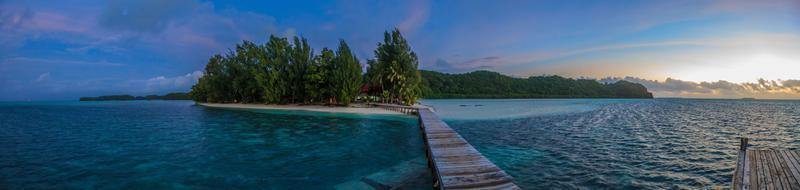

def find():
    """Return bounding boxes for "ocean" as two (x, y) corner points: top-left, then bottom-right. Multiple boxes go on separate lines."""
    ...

(0, 101), (430, 189)
(3, 99), (799, 189)
(422, 98), (800, 189)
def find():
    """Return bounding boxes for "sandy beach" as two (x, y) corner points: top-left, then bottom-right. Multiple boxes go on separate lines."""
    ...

(197, 103), (403, 115)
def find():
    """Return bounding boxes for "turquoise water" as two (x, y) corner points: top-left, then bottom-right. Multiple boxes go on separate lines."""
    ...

(420, 99), (625, 120)
(424, 99), (800, 189)
(0, 101), (431, 189)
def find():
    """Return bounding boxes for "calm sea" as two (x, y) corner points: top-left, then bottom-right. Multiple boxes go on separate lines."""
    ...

(3, 99), (799, 189)
(0, 101), (431, 189)
(422, 99), (800, 189)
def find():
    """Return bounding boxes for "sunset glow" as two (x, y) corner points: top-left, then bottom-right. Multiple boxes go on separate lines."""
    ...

(1, 0), (799, 100)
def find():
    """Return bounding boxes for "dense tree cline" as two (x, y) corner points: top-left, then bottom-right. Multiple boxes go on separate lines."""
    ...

(420, 70), (653, 99)
(80, 92), (191, 101)
(191, 29), (419, 105)
(190, 29), (653, 106)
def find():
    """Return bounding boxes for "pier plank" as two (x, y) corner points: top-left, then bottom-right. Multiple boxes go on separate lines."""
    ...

(744, 148), (752, 190)
(733, 139), (800, 190)
(784, 151), (800, 187)
(746, 150), (762, 189)
(767, 150), (789, 190)
(763, 150), (779, 190)
(757, 150), (769, 190)
(777, 150), (800, 190)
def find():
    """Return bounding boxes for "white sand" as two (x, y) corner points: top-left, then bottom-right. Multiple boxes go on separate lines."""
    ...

(197, 103), (403, 115)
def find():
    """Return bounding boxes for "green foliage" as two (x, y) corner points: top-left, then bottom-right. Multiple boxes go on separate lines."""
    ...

(191, 55), (233, 102)
(332, 40), (362, 105)
(189, 29), (650, 105)
(263, 36), (292, 103)
(290, 36), (313, 103)
(318, 48), (336, 104)
(190, 31), (387, 106)
(231, 41), (263, 103)
(364, 29), (422, 105)
(420, 70), (653, 99)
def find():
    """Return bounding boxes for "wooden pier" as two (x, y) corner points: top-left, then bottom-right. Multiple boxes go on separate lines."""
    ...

(733, 138), (800, 190)
(371, 103), (419, 115)
(372, 103), (519, 190)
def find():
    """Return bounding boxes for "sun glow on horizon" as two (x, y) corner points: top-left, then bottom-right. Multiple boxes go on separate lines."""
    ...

(671, 52), (799, 83)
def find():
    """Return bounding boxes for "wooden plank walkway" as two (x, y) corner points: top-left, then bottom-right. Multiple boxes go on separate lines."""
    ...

(418, 108), (519, 190)
(371, 103), (519, 189)
(733, 138), (800, 190)
(370, 103), (420, 114)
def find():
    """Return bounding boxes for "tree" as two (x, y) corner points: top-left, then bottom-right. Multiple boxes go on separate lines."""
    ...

(191, 30), (423, 105)
(332, 40), (362, 105)
(419, 70), (653, 99)
(231, 41), (263, 103)
(317, 48), (336, 104)
(289, 36), (313, 103)
(192, 54), (234, 103)
(259, 36), (292, 103)
(366, 29), (421, 105)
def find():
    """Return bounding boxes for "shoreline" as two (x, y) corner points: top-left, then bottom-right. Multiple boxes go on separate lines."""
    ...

(197, 102), (404, 115)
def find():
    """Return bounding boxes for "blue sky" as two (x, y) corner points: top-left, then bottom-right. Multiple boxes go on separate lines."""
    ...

(1, 0), (799, 100)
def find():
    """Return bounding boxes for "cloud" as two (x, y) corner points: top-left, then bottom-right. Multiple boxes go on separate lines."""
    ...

(2, 57), (125, 67)
(0, 6), (34, 30)
(320, 23), (336, 31)
(35, 72), (49, 82)
(486, 32), (800, 83)
(397, 0), (430, 35)
(143, 70), (203, 92)
(601, 77), (800, 99)
(0, 1), (292, 100)
(704, 0), (800, 13)
(2, 0), (285, 62)
(426, 58), (495, 73)
(0, 70), (204, 101)
(98, 0), (200, 33)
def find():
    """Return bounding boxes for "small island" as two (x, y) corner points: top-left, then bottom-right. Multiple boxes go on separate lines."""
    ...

(189, 29), (423, 106)
(187, 29), (653, 110)
(79, 92), (191, 101)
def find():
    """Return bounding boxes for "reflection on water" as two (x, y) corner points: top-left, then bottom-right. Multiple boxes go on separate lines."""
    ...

(420, 99), (627, 120)
(0, 101), (431, 189)
(428, 99), (800, 189)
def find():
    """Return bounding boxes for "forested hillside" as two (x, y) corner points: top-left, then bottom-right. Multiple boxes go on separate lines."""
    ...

(420, 70), (653, 98)
(79, 92), (191, 101)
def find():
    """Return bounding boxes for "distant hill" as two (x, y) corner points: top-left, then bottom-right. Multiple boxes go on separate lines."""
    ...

(79, 92), (191, 101)
(420, 70), (653, 99)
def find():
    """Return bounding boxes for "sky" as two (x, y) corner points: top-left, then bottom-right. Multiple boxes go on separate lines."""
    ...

(1, 0), (799, 100)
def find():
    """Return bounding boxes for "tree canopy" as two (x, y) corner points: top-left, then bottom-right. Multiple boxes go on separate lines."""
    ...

(364, 29), (422, 105)
(420, 70), (653, 99)
(190, 29), (421, 105)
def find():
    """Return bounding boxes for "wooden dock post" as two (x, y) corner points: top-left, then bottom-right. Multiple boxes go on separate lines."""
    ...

(733, 137), (750, 190)
(740, 137), (748, 152)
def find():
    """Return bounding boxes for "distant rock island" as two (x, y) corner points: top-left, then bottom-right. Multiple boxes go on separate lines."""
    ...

(420, 70), (654, 99)
(79, 92), (191, 101)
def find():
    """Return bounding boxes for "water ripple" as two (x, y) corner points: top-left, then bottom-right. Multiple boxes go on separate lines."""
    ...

(442, 99), (800, 189)
(0, 101), (431, 189)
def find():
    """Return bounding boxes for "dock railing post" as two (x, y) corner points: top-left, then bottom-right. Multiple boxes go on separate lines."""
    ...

(739, 137), (748, 151)
(734, 137), (750, 190)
